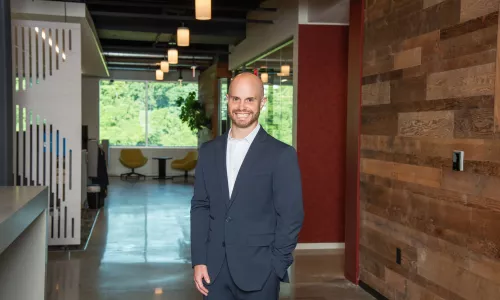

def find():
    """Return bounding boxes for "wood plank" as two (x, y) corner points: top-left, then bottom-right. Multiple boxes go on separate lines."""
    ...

(361, 243), (468, 300)
(360, 268), (390, 297)
(362, 175), (471, 247)
(440, 170), (500, 218)
(418, 248), (500, 300)
(424, 0), (447, 8)
(468, 250), (500, 285)
(362, 95), (494, 114)
(460, 0), (500, 23)
(439, 25), (497, 60)
(365, 0), (460, 50)
(360, 246), (386, 279)
(361, 135), (500, 163)
(385, 267), (407, 294)
(363, 54), (394, 77)
(495, 8), (500, 133)
(441, 11), (498, 40)
(426, 63), (496, 100)
(361, 148), (500, 177)
(469, 206), (500, 261)
(398, 111), (455, 138)
(390, 75), (426, 103)
(362, 69), (403, 85)
(420, 0), (462, 35)
(364, 210), (470, 276)
(360, 158), (442, 188)
(405, 49), (497, 78)
(361, 111), (398, 135)
(454, 108), (495, 138)
(394, 47), (422, 70)
(365, 0), (392, 23)
(362, 81), (391, 106)
(361, 226), (418, 271)
(361, 150), (451, 170)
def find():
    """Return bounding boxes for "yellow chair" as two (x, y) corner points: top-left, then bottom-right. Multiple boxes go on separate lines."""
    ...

(171, 151), (198, 182)
(119, 149), (148, 180)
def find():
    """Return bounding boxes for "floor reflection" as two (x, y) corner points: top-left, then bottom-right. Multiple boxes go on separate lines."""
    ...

(46, 177), (373, 300)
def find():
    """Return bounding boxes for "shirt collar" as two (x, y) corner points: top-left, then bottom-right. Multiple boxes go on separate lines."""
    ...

(228, 123), (261, 144)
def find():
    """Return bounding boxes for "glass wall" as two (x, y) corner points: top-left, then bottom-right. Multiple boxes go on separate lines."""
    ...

(99, 80), (198, 147)
(231, 41), (294, 145)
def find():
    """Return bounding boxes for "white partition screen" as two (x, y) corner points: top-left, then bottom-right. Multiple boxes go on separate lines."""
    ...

(12, 20), (82, 246)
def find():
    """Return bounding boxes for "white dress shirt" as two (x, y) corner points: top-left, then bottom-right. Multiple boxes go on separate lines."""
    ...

(226, 124), (261, 198)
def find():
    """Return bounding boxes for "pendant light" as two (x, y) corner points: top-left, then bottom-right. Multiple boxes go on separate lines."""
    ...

(168, 48), (178, 64)
(177, 24), (190, 47)
(260, 72), (268, 83)
(156, 69), (164, 81)
(281, 64), (290, 76)
(195, 0), (211, 20)
(191, 65), (197, 78)
(160, 60), (169, 73)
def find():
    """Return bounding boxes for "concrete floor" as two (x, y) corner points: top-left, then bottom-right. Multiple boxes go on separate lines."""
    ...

(46, 177), (374, 300)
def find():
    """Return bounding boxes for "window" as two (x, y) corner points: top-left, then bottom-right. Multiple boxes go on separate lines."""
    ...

(260, 83), (293, 146)
(99, 80), (198, 147)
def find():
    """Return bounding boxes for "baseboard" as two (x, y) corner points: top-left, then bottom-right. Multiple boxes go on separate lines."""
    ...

(295, 243), (345, 250)
(359, 280), (388, 300)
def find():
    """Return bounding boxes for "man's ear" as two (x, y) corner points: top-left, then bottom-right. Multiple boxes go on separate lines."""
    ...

(260, 97), (267, 110)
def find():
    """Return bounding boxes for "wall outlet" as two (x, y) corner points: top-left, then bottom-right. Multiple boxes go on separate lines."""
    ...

(453, 150), (464, 171)
(396, 248), (401, 265)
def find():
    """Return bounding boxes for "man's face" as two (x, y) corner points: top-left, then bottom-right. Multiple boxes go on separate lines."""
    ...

(227, 78), (266, 129)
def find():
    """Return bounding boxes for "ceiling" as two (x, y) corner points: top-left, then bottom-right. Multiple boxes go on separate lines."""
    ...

(48, 0), (276, 73)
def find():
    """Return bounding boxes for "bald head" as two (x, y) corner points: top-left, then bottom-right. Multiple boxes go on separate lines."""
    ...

(229, 72), (265, 99)
(226, 72), (267, 132)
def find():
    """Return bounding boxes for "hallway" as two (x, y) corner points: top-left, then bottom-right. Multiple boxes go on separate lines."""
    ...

(46, 178), (373, 300)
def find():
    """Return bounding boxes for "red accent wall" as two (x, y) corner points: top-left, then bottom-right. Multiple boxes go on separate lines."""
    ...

(344, 0), (365, 284)
(297, 25), (349, 243)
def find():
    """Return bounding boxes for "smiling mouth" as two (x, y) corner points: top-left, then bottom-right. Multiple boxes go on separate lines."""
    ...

(234, 112), (251, 119)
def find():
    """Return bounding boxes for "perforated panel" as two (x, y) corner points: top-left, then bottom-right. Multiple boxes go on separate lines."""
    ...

(12, 20), (82, 246)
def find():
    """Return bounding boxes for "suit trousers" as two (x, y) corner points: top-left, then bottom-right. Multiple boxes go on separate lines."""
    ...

(204, 257), (280, 300)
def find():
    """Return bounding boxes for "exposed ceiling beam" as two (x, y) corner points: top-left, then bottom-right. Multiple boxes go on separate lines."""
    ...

(93, 21), (246, 38)
(84, 1), (277, 12)
(103, 51), (213, 60)
(102, 46), (229, 56)
(90, 11), (274, 24)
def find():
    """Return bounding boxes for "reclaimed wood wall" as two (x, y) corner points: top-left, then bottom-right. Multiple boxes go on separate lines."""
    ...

(361, 0), (500, 299)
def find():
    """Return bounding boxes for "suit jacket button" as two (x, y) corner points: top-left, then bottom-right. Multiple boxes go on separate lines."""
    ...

(222, 242), (225, 247)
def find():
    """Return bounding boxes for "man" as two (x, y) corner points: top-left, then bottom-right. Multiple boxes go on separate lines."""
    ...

(190, 72), (304, 300)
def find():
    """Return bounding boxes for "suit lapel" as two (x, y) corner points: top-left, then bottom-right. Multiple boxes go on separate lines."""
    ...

(227, 127), (267, 211)
(215, 133), (230, 207)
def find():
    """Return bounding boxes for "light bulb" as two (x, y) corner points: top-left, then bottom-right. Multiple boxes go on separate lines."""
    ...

(55, 45), (60, 53)
(177, 27), (190, 47)
(260, 73), (268, 83)
(42, 30), (46, 40)
(281, 65), (290, 76)
(168, 48), (178, 64)
(195, 0), (211, 20)
(160, 61), (169, 73)
(62, 52), (66, 61)
(35, 27), (39, 33)
(156, 69), (164, 81)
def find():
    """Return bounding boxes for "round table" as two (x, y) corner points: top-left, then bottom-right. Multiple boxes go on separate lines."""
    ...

(152, 157), (173, 180)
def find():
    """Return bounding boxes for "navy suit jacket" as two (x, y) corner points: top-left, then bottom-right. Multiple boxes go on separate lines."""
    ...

(190, 126), (304, 292)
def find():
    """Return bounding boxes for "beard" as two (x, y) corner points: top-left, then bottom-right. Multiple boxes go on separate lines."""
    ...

(229, 109), (260, 129)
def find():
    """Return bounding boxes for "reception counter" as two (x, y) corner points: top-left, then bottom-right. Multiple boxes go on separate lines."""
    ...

(0, 186), (48, 300)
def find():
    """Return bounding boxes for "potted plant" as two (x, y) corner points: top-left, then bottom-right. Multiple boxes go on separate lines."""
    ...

(175, 91), (211, 133)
